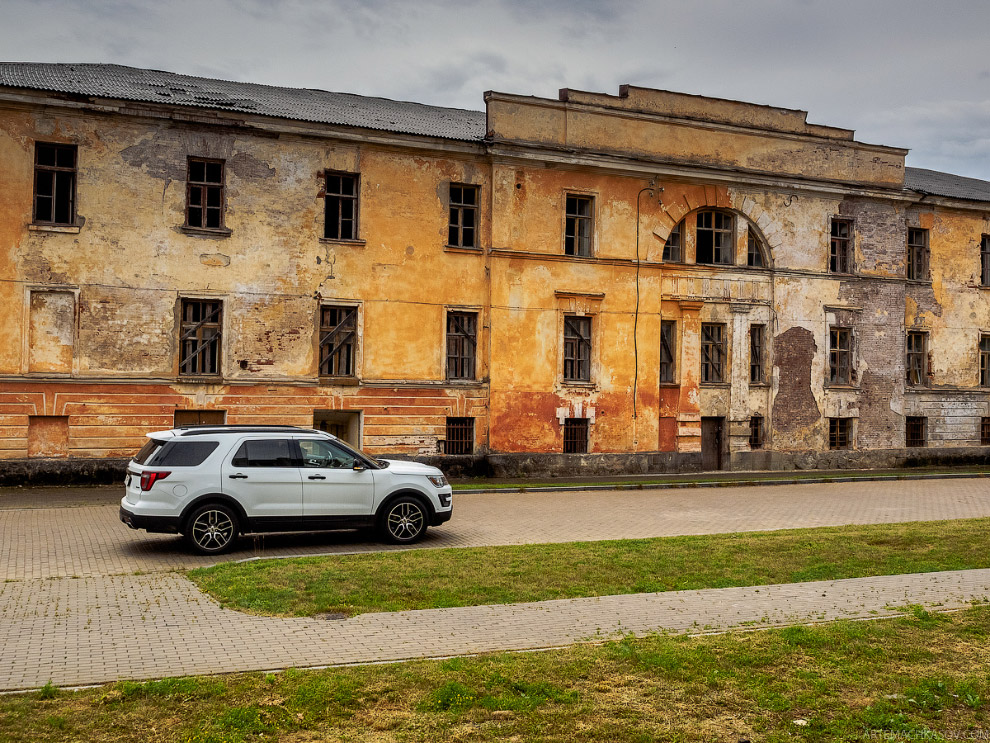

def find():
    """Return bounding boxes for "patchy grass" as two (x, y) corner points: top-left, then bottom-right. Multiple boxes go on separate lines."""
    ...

(189, 518), (990, 617)
(2, 605), (989, 742)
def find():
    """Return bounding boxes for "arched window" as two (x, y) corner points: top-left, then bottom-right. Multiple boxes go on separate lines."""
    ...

(747, 227), (768, 267)
(696, 210), (733, 265)
(663, 220), (683, 262)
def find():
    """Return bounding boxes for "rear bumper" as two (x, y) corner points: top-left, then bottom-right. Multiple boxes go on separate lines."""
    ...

(119, 505), (181, 534)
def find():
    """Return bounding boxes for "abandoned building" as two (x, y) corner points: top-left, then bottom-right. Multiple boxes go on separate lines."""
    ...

(2, 62), (990, 479)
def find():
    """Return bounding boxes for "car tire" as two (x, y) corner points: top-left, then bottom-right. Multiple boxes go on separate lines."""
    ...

(185, 503), (239, 555)
(379, 496), (428, 544)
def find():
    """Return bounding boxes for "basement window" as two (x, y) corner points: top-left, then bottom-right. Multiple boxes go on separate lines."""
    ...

(563, 417), (589, 454)
(324, 172), (359, 240)
(444, 417), (474, 455)
(829, 418), (853, 449)
(186, 158), (225, 230)
(906, 416), (927, 447)
(749, 416), (764, 449)
(982, 417), (990, 446)
(179, 299), (223, 377)
(34, 143), (77, 226)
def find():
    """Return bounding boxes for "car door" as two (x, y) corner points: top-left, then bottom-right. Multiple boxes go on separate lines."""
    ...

(298, 438), (376, 516)
(222, 437), (303, 517)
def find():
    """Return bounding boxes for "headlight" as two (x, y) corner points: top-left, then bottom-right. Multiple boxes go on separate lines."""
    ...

(427, 474), (448, 488)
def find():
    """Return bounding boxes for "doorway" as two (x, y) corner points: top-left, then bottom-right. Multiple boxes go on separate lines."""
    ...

(701, 416), (725, 470)
(313, 409), (362, 448)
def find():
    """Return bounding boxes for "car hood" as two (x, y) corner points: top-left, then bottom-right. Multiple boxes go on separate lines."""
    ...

(378, 459), (444, 477)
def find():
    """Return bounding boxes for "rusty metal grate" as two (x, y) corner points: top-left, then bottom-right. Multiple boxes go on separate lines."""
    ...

(445, 417), (474, 455)
(563, 418), (588, 454)
(749, 416), (764, 449)
(906, 416), (927, 447)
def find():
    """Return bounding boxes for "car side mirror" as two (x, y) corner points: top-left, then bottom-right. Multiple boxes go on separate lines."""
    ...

(352, 462), (366, 472)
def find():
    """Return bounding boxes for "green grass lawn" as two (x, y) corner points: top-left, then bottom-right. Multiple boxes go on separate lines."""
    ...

(3, 605), (988, 742)
(189, 517), (990, 617)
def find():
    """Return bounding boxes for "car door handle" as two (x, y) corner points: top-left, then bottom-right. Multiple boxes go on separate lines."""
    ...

(228, 474), (248, 479)
(308, 475), (327, 480)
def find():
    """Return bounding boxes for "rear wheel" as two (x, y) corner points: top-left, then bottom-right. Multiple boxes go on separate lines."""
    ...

(185, 503), (238, 555)
(379, 497), (428, 544)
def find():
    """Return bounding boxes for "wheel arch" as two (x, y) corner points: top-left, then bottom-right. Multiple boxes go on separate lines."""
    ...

(179, 494), (248, 534)
(375, 488), (435, 523)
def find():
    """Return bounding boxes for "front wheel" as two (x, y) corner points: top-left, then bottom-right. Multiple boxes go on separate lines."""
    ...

(379, 497), (428, 544)
(185, 504), (239, 555)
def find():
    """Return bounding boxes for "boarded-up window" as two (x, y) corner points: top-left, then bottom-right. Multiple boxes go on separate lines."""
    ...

(28, 416), (69, 458)
(179, 299), (222, 376)
(750, 324), (765, 383)
(660, 320), (676, 383)
(563, 316), (592, 382)
(174, 410), (226, 427)
(701, 323), (726, 383)
(319, 305), (357, 377)
(446, 311), (477, 380)
(29, 291), (75, 373)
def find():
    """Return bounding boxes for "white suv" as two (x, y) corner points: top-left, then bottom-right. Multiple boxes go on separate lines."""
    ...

(119, 425), (452, 554)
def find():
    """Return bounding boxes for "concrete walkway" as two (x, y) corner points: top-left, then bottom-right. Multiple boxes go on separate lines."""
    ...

(2, 477), (990, 690)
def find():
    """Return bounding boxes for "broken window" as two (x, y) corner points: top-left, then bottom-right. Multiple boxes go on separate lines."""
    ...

(444, 417), (474, 455)
(906, 331), (928, 387)
(749, 415), (764, 449)
(700, 323), (726, 383)
(830, 218), (853, 273)
(696, 210), (733, 265)
(319, 305), (357, 377)
(660, 320), (676, 383)
(981, 335), (990, 387)
(829, 328), (852, 386)
(907, 227), (929, 281)
(186, 158), (225, 230)
(829, 418), (853, 449)
(448, 184), (479, 248)
(563, 316), (592, 382)
(34, 143), (77, 225)
(324, 172), (359, 240)
(750, 324), (765, 383)
(564, 195), (593, 257)
(905, 416), (927, 447)
(982, 235), (990, 287)
(663, 220), (683, 262)
(747, 227), (767, 268)
(563, 417), (589, 454)
(179, 299), (222, 376)
(446, 311), (477, 380)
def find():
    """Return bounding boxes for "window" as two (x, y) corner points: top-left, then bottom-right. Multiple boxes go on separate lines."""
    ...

(231, 439), (296, 467)
(700, 323), (726, 383)
(563, 418), (589, 453)
(324, 172), (359, 240)
(905, 416), (927, 447)
(982, 235), (990, 287)
(660, 320), (676, 383)
(829, 328), (852, 386)
(153, 441), (220, 467)
(982, 417), (990, 446)
(564, 195), (593, 257)
(747, 227), (767, 268)
(830, 218), (853, 273)
(696, 210), (733, 264)
(319, 305), (357, 377)
(179, 299), (222, 376)
(298, 439), (361, 469)
(749, 324), (765, 383)
(829, 418), (852, 449)
(563, 316), (592, 382)
(448, 184), (479, 248)
(749, 416), (764, 449)
(445, 417), (474, 455)
(663, 220), (683, 262)
(34, 143), (77, 225)
(907, 228), (929, 281)
(186, 158), (225, 230)
(446, 311), (478, 380)
(906, 331), (928, 387)
(981, 335), (990, 387)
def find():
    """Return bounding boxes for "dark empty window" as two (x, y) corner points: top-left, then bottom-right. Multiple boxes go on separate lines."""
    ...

(446, 311), (477, 380)
(907, 228), (929, 281)
(445, 417), (474, 455)
(563, 316), (592, 382)
(750, 324), (765, 383)
(830, 218), (853, 273)
(186, 158), (225, 230)
(324, 172), (359, 240)
(153, 441), (220, 467)
(563, 418), (589, 453)
(663, 220), (683, 262)
(660, 320), (676, 383)
(983, 235), (990, 287)
(34, 143), (77, 225)
(747, 227), (767, 268)
(231, 439), (296, 467)
(565, 195), (593, 256)
(981, 335), (990, 387)
(179, 299), (222, 376)
(906, 331), (928, 387)
(701, 323), (726, 383)
(749, 416), (764, 449)
(829, 328), (852, 386)
(829, 418), (852, 449)
(319, 305), (357, 377)
(982, 417), (990, 446)
(696, 210), (733, 265)
(448, 184), (479, 248)
(906, 416), (927, 447)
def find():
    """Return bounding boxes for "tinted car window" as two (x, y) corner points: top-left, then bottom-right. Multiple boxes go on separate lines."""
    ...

(133, 439), (164, 464)
(153, 441), (220, 467)
(299, 439), (359, 468)
(231, 439), (296, 468)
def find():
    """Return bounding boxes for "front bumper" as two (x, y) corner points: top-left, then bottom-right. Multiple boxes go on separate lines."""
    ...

(119, 506), (181, 534)
(432, 507), (453, 526)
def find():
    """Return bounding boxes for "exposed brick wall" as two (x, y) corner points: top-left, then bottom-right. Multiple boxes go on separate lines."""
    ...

(771, 326), (820, 447)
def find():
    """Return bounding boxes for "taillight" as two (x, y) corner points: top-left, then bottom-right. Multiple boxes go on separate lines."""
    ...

(140, 471), (171, 491)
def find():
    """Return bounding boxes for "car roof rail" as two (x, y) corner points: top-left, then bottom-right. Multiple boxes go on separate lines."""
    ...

(177, 425), (320, 437)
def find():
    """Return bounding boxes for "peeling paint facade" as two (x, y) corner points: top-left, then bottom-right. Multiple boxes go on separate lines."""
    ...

(3, 65), (990, 476)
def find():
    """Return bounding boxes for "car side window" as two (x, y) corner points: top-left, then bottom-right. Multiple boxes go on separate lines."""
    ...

(230, 439), (296, 467)
(299, 439), (359, 469)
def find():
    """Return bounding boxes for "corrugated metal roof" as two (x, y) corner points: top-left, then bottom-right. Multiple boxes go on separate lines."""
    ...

(0, 62), (487, 142)
(905, 167), (990, 203)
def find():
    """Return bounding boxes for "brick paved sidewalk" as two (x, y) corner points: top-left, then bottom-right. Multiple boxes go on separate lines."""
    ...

(2, 568), (989, 691)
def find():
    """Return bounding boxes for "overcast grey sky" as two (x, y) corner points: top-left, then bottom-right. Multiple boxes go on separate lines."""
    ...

(4, 0), (990, 180)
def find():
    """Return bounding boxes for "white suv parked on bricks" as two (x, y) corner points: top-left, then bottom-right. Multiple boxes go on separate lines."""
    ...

(120, 425), (452, 554)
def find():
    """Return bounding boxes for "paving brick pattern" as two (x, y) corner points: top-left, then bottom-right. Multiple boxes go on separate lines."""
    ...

(2, 478), (990, 690)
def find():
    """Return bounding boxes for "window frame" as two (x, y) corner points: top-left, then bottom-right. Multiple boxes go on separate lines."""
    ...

(318, 304), (358, 379)
(444, 417), (474, 455)
(33, 142), (78, 226)
(563, 417), (589, 454)
(446, 311), (478, 381)
(178, 298), (223, 378)
(906, 330), (929, 387)
(981, 417), (990, 446)
(907, 227), (929, 281)
(696, 210), (734, 265)
(828, 417), (853, 450)
(185, 157), (226, 232)
(747, 227), (768, 268)
(828, 327), (853, 386)
(905, 416), (927, 447)
(700, 323), (727, 384)
(563, 315), (592, 383)
(749, 324), (765, 384)
(663, 220), (683, 262)
(323, 171), (360, 241)
(829, 217), (853, 274)
(448, 183), (479, 249)
(564, 194), (594, 257)
(981, 334), (990, 388)
(660, 320), (676, 384)
(749, 415), (764, 449)
(982, 235), (990, 287)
